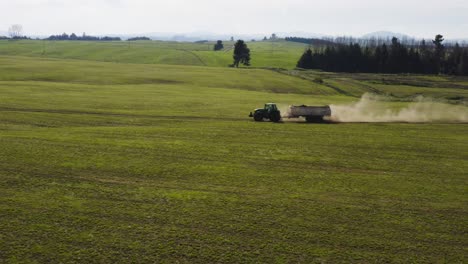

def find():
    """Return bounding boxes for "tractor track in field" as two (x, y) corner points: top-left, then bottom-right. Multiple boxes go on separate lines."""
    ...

(0, 107), (245, 121)
(176, 49), (207, 66)
(3, 107), (466, 125)
(266, 68), (357, 96)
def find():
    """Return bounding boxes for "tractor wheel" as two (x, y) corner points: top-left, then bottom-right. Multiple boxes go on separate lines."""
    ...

(270, 112), (281, 123)
(253, 113), (263, 122)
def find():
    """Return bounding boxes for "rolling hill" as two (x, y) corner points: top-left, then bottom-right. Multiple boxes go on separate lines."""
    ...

(0, 40), (467, 262)
(0, 39), (308, 69)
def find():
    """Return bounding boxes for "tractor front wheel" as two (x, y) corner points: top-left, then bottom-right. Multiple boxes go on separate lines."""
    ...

(253, 113), (263, 122)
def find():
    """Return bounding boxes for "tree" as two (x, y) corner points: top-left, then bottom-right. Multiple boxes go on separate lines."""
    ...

(419, 39), (432, 74)
(8, 24), (23, 38)
(61, 32), (69, 40)
(433, 34), (445, 73)
(408, 48), (422, 73)
(232, 40), (250, 67)
(297, 49), (314, 69)
(374, 45), (388, 72)
(433, 34), (444, 54)
(387, 37), (401, 73)
(459, 50), (468, 75)
(446, 43), (462, 74)
(291, 33), (468, 76)
(127, 36), (151, 41)
(213, 40), (224, 51)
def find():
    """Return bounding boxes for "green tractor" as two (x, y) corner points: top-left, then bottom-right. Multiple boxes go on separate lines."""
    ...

(249, 103), (282, 122)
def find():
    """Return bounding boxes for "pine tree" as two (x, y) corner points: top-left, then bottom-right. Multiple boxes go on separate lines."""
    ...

(388, 37), (401, 73)
(381, 44), (389, 73)
(446, 43), (462, 75)
(460, 50), (468, 75)
(292, 34), (467, 76)
(432, 34), (445, 73)
(297, 49), (314, 69)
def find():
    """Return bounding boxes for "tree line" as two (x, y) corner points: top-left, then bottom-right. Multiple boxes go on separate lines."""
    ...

(127, 37), (151, 41)
(287, 35), (466, 48)
(0, 36), (30, 40)
(46, 33), (121, 41)
(285, 37), (336, 46)
(297, 35), (468, 75)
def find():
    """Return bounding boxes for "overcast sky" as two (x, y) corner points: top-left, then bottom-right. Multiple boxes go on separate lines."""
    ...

(1, 0), (468, 38)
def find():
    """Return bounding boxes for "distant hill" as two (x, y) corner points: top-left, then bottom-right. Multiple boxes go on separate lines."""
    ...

(105, 31), (329, 42)
(110, 32), (268, 42)
(277, 31), (328, 38)
(285, 37), (336, 46)
(0, 39), (307, 68)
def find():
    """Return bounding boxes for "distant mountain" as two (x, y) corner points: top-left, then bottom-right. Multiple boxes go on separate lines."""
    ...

(107, 32), (261, 42)
(362, 31), (413, 40)
(276, 31), (329, 38)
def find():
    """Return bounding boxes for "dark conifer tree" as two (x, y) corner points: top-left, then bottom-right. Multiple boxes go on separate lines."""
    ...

(294, 33), (467, 76)
(445, 43), (462, 75)
(380, 44), (389, 72)
(214, 40), (224, 51)
(433, 34), (445, 73)
(297, 48), (314, 68)
(232, 40), (251, 67)
(460, 50), (468, 75)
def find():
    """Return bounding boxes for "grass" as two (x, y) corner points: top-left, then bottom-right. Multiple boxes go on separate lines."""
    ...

(0, 47), (467, 263)
(282, 69), (468, 102)
(0, 40), (307, 68)
(0, 56), (334, 96)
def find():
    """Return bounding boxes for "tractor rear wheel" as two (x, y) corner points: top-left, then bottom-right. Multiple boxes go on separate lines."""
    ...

(270, 112), (281, 123)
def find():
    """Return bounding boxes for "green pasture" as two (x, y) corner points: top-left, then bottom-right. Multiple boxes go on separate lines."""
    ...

(0, 44), (467, 263)
(0, 40), (307, 68)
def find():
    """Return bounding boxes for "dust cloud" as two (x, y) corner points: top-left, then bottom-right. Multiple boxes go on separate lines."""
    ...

(279, 105), (293, 119)
(329, 93), (468, 123)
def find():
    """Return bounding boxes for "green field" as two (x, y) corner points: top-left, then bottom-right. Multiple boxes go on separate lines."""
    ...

(0, 40), (307, 69)
(0, 40), (467, 263)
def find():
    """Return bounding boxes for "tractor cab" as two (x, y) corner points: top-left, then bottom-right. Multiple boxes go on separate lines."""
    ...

(264, 103), (278, 113)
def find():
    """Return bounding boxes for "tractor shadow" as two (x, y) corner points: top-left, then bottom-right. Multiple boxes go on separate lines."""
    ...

(279, 118), (338, 125)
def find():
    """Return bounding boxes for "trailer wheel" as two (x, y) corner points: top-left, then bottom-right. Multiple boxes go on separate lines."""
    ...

(305, 116), (323, 123)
